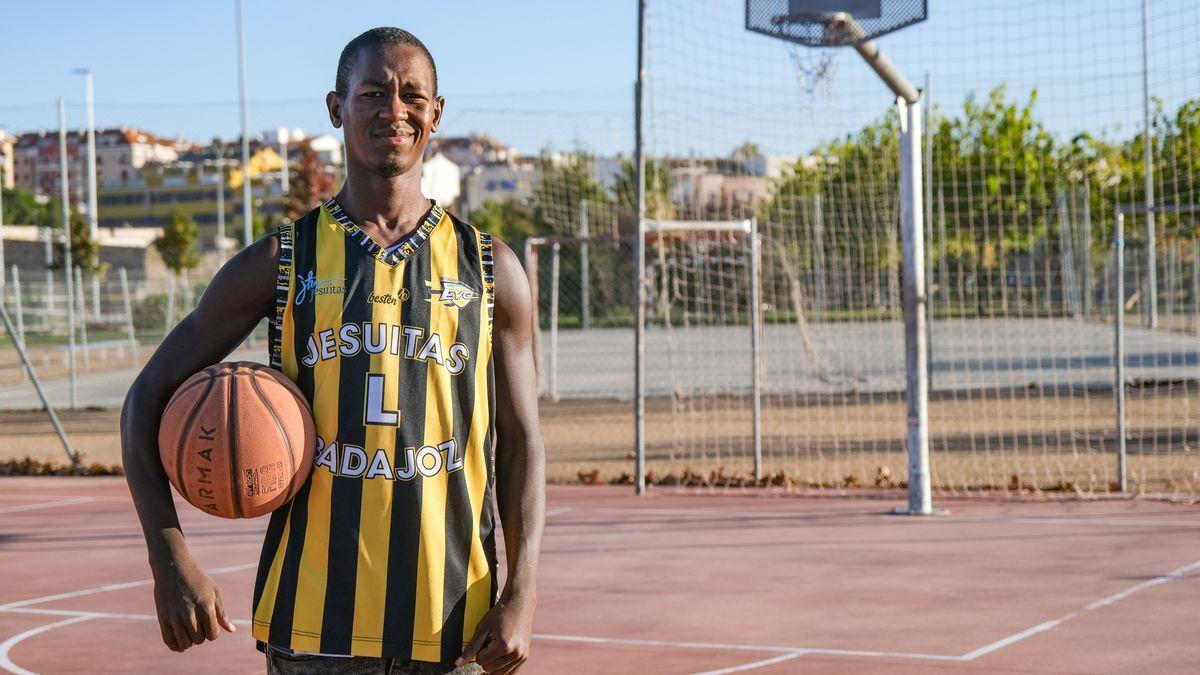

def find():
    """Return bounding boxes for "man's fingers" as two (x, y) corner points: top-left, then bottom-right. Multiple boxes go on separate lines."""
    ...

(475, 639), (518, 672)
(169, 620), (192, 652)
(479, 651), (520, 674)
(215, 591), (237, 633)
(199, 602), (220, 641)
(181, 608), (204, 645)
(455, 625), (492, 666)
(159, 620), (179, 652)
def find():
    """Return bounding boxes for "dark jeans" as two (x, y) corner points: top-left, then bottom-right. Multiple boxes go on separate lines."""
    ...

(265, 645), (485, 675)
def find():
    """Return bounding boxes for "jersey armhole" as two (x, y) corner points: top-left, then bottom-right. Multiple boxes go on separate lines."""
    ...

(478, 231), (495, 343)
(269, 222), (294, 369)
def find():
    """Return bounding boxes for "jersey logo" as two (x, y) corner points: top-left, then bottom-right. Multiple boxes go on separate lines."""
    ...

(426, 278), (478, 309)
(295, 271), (345, 305)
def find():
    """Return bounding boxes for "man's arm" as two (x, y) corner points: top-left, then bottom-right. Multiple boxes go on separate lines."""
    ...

(458, 237), (546, 674)
(121, 232), (280, 653)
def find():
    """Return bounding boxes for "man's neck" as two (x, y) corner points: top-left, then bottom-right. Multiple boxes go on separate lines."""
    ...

(334, 162), (431, 236)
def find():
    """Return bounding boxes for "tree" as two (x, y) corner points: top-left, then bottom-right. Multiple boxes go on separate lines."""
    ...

(283, 141), (336, 221)
(67, 210), (107, 276)
(531, 153), (612, 236)
(155, 207), (201, 275)
(614, 159), (673, 227)
(471, 198), (541, 247)
(2, 186), (57, 229)
(731, 141), (763, 161)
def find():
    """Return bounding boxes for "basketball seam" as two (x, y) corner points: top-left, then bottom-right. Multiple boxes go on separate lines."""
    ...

(247, 366), (297, 501)
(228, 369), (243, 519)
(174, 372), (217, 506)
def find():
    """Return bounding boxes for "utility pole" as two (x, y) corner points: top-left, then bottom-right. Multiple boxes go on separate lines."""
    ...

(236, 0), (253, 248)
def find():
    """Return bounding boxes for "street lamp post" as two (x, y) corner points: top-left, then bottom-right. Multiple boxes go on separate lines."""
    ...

(73, 68), (101, 313)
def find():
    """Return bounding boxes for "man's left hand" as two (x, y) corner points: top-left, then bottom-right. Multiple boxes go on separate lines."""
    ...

(456, 591), (536, 674)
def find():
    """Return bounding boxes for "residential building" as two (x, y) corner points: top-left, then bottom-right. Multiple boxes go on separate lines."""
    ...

(0, 131), (14, 189)
(12, 127), (182, 201)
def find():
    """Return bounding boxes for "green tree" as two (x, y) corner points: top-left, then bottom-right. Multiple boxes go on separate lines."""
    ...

(1, 186), (57, 228)
(471, 198), (541, 246)
(614, 159), (673, 227)
(67, 210), (107, 275)
(532, 153), (612, 236)
(283, 141), (336, 221)
(155, 207), (201, 274)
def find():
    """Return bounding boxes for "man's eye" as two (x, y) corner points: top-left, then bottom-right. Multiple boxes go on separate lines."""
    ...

(361, 91), (383, 98)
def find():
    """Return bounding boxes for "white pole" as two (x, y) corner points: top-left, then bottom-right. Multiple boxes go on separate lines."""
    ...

(1141, 0), (1156, 329)
(217, 157), (227, 266)
(119, 266), (138, 363)
(12, 266), (25, 381)
(74, 266), (90, 370)
(165, 275), (176, 337)
(12, 266), (24, 349)
(58, 98), (78, 411)
(236, 0), (253, 248)
(897, 95), (932, 515)
(76, 69), (103, 317)
(549, 241), (560, 401)
(1114, 211), (1127, 491)
(750, 218), (763, 481)
(634, 0), (648, 495)
(280, 128), (290, 195)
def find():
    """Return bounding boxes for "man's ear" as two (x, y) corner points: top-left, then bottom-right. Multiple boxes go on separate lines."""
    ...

(326, 91), (342, 129)
(430, 96), (445, 134)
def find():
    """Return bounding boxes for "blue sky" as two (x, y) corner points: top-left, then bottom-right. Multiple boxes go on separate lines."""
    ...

(2, 1), (1197, 157)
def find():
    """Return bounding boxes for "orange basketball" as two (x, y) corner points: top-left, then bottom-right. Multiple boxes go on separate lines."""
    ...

(159, 361), (316, 519)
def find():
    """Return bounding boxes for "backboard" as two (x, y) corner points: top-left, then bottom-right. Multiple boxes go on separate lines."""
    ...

(746, 0), (927, 47)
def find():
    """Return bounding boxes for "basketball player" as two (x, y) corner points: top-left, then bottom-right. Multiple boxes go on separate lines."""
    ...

(122, 28), (545, 674)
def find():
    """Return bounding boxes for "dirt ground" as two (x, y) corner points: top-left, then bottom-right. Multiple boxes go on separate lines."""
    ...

(3, 387), (1197, 496)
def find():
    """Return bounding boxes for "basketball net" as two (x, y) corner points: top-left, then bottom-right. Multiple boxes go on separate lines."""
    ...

(785, 44), (839, 98)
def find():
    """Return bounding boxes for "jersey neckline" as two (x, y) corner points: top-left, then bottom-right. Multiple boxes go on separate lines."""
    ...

(321, 196), (445, 267)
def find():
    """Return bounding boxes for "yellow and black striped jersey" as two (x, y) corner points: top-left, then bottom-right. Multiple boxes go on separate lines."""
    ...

(252, 197), (498, 663)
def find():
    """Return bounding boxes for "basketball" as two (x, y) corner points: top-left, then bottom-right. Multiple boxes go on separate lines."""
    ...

(158, 362), (316, 519)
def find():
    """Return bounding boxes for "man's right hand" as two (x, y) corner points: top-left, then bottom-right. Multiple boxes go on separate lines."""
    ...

(151, 552), (237, 651)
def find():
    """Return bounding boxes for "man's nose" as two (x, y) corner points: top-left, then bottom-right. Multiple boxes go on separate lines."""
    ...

(380, 92), (407, 120)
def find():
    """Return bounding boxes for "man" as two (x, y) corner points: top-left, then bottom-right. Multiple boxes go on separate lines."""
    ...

(122, 27), (545, 675)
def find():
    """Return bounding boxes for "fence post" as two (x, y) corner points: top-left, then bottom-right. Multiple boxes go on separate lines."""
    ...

(12, 266), (26, 381)
(811, 194), (827, 316)
(1192, 237), (1199, 334)
(580, 199), (591, 330)
(1114, 210), (1127, 493)
(119, 267), (139, 364)
(549, 241), (561, 401)
(750, 218), (763, 482)
(74, 266), (90, 370)
(165, 275), (176, 338)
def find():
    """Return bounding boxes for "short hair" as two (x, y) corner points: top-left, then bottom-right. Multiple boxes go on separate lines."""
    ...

(335, 27), (437, 96)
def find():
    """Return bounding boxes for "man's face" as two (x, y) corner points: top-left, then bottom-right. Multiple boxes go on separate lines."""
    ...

(327, 44), (443, 178)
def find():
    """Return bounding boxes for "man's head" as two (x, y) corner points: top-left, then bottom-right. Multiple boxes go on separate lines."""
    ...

(327, 28), (443, 179)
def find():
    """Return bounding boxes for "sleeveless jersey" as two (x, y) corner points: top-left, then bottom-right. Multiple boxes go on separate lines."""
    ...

(252, 197), (498, 663)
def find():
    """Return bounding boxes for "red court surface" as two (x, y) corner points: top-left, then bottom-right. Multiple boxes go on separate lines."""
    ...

(1, 478), (1198, 674)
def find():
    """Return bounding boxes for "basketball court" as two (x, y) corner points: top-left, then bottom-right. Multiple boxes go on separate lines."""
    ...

(2, 478), (1197, 674)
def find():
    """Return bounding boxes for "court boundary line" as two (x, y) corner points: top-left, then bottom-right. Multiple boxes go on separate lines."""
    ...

(0, 552), (1195, 675)
(0, 498), (95, 515)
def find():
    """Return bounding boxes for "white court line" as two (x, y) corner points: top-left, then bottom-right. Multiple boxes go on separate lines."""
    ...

(531, 633), (960, 661)
(0, 615), (94, 675)
(0, 562), (258, 610)
(1085, 559), (1200, 610)
(959, 557), (1200, 661)
(0, 498), (94, 515)
(544, 506), (573, 517)
(958, 614), (1077, 661)
(0, 605), (251, 628)
(691, 652), (805, 674)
